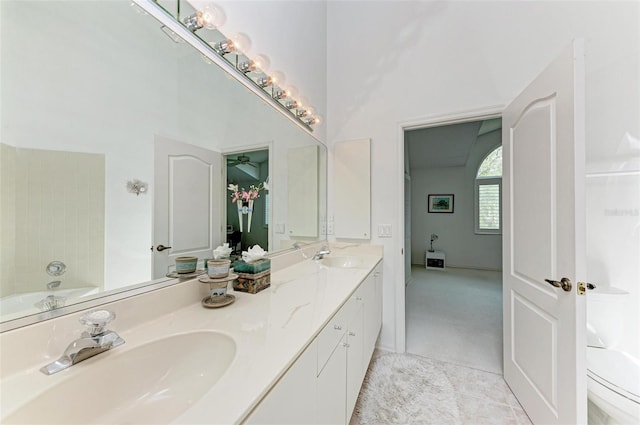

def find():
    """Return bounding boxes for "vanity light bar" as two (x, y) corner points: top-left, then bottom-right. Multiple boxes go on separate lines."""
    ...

(256, 76), (273, 88)
(213, 39), (234, 55)
(273, 89), (288, 100)
(133, 0), (319, 131)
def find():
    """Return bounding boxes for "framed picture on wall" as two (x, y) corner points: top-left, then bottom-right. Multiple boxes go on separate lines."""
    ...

(428, 194), (454, 213)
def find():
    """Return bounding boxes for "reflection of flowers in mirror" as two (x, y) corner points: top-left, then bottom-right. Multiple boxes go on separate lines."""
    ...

(228, 182), (268, 203)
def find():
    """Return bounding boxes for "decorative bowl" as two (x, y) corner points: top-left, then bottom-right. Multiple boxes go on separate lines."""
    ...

(207, 259), (231, 278)
(175, 256), (198, 274)
(209, 280), (228, 297)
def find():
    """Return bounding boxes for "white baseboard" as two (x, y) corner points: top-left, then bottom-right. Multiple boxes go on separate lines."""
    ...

(411, 263), (502, 272)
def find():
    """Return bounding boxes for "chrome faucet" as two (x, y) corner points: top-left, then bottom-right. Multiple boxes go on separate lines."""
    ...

(40, 310), (125, 375)
(312, 246), (331, 260)
(35, 294), (66, 312)
(46, 280), (61, 290)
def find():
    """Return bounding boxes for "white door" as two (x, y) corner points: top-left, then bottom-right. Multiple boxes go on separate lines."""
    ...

(404, 173), (412, 284)
(153, 135), (222, 278)
(503, 40), (587, 425)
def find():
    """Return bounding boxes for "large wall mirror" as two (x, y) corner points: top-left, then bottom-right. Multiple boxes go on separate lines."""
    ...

(0, 0), (327, 328)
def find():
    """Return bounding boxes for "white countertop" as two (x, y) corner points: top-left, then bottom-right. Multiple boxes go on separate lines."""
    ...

(0, 245), (382, 425)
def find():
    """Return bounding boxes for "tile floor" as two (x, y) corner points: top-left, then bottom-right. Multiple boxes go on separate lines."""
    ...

(350, 266), (531, 424)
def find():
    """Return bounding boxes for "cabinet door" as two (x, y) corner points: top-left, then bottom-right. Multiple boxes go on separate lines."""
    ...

(245, 341), (317, 424)
(361, 273), (378, 361)
(374, 264), (383, 342)
(317, 335), (347, 425)
(317, 299), (352, 375)
(346, 299), (364, 421)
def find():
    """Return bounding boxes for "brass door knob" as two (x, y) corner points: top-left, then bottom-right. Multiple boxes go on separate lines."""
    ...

(544, 277), (572, 292)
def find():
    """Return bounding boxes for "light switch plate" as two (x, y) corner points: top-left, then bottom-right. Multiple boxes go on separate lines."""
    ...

(377, 224), (392, 238)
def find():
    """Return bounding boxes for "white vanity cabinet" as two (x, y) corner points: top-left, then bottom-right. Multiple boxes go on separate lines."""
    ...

(317, 284), (364, 425)
(366, 266), (383, 361)
(317, 331), (348, 425)
(245, 339), (318, 425)
(345, 293), (365, 418)
(246, 262), (382, 425)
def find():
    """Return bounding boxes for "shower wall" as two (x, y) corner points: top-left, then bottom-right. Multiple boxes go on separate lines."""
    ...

(0, 145), (105, 297)
(586, 135), (640, 358)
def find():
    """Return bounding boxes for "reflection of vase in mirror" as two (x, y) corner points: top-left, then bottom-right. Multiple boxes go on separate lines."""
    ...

(0, 0), (327, 328)
(226, 149), (269, 254)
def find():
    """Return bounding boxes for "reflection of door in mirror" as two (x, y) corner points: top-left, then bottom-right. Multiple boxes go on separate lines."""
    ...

(153, 136), (222, 278)
(225, 149), (269, 256)
(288, 146), (319, 239)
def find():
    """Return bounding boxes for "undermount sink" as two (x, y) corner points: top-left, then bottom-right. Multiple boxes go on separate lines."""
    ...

(321, 256), (366, 268)
(5, 331), (236, 424)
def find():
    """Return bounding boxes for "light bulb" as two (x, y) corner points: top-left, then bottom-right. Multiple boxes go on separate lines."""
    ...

(273, 88), (288, 100)
(199, 4), (225, 29)
(284, 99), (298, 110)
(212, 39), (233, 55)
(297, 96), (310, 110)
(297, 105), (314, 118)
(304, 116), (320, 126)
(270, 71), (286, 87)
(238, 54), (270, 74)
(285, 85), (299, 99)
(183, 3), (225, 31)
(256, 76), (273, 88)
(229, 33), (251, 55)
(251, 54), (270, 73)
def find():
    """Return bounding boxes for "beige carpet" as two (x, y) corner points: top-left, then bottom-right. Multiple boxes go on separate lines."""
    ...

(405, 267), (503, 374)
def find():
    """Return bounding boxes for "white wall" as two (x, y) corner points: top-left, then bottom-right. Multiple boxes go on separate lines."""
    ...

(410, 130), (502, 270)
(326, 1), (640, 353)
(192, 0), (328, 142)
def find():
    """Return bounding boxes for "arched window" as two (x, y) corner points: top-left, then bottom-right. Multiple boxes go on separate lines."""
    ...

(475, 146), (502, 234)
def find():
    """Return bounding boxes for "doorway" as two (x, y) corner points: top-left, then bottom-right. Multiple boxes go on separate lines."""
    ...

(401, 114), (503, 372)
(225, 149), (269, 257)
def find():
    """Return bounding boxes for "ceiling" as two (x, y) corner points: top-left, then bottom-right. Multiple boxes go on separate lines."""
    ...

(406, 118), (501, 170)
(226, 149), (268, 182)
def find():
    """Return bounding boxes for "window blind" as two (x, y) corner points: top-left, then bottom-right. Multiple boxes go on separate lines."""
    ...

(478, 183), (500, 230)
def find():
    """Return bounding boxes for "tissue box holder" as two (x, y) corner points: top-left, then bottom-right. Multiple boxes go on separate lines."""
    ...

(233, 270), (271, 294)
(232, 259), (271, 274)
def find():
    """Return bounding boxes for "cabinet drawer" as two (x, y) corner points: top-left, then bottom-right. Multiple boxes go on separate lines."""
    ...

(317, 298), (355, 375)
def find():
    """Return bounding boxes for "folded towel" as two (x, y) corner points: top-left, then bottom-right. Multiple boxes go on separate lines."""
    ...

(242, 245), (267, 263)
(213, 243), (232, 259)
